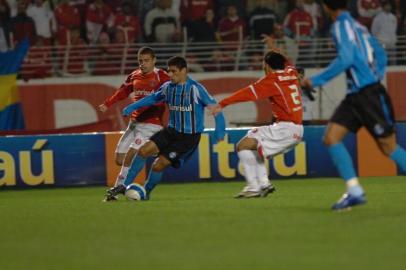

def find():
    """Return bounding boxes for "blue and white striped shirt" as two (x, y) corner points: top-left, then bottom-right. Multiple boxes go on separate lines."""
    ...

(123, 76), (226, 139)
(310, 11), (387, 93)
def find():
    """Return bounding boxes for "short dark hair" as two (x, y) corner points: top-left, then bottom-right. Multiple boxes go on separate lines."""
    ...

(138, 46), (155, 58)
(264, 51), (286, 70)
(322, 0), (348, 10)
(167, 56), (187, 69)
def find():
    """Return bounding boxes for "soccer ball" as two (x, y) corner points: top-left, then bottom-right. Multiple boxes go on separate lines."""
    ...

(125, 183), (147, 201)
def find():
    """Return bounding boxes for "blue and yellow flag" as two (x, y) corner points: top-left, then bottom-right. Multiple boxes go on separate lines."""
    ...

(0, 39), (29, 130)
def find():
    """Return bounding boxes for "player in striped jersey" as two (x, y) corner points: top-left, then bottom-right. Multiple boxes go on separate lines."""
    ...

(100, 47), (169, 202)
(209, 51), (304, 198)
(302, 0), (406, 210)
(108, 56), (226, 199)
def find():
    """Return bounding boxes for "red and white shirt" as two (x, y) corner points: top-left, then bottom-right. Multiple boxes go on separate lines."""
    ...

(219, 66), (303, 125)
(103, 68), (170, 125)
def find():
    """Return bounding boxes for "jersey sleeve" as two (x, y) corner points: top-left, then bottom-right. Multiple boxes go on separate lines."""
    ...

(219, 77), (277, 108)
(195, 83), (217, 106)
(310, 20), (355, 87)
(103, 74), (133, 107)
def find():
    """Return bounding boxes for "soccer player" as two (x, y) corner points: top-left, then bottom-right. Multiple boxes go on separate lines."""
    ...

(99, 46), (169, 201)
(107, 56), (226, 199)
(301, 0), (406, 210)
(208, 51), (304, 198)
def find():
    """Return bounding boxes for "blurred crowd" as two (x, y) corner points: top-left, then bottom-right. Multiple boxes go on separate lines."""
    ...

(0, 0), (404, 76)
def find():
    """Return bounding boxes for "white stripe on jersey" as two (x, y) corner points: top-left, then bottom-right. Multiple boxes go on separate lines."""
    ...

(249, 85), (258, 99)
(273, 82), (291, 113)
(344, 20), (356, 42)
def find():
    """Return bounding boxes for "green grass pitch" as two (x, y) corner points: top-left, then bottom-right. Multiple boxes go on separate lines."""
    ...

(1, 177), (406, 270)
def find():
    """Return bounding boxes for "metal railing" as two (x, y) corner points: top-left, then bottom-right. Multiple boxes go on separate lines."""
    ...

(19, 36), (406, 78)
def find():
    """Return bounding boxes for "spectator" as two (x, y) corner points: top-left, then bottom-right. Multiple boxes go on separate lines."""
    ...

(112, 28), (137, 73)
(283, 0), (314, 40)
(63, 27), (87, 75)
(262, 23), (299, 64)
(303, 0), (322, 36)
(86, 0), (114, 44)
(8, 1), (36, 45)
(54, 0), (81, 45)
(188, 9), (219, 70)
(248, 0), (278, 40)
(22, 37), (53, 79)
(0, 0), (10, 24)
(144, 0), (180, 42)
(217, 5), (246, 42)
(91, 31), (120, 75)
(112, 1), (142, 43)
(188, 8), (217, 42)
(372, 0), (397, 63)
(216, 0), (247, 18)
(357, 0), (381, 29)
(27, 0), (56, 45)
(136, 0), (155, 22)
(398, 0), (406, 34)
(6, 0), (16, 17)
(180, 0), (214, 27)
(0, 0), (10, 50)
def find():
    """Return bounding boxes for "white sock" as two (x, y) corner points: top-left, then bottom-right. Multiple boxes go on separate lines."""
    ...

(114, 166), (129, 187)
(238, 150), (260, 191)
(346, 177), (360, 189)
(253, 151), (270, 188)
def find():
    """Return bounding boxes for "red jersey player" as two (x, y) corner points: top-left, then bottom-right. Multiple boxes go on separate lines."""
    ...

(99, 46), (169, 201)
(209, 51), (304, 198)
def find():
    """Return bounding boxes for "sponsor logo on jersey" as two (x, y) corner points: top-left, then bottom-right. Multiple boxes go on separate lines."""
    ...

(134, 89), (155, 96)
(169, 104), (193, 112)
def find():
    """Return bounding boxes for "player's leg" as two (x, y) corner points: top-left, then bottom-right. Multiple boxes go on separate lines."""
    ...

(113, 147), (138, 187)
(323, 95), (367, 210)
(144, 155), (172, 196)
(362, 86), (406, 173)
(324, 122), (366, 210)
(254, 147), (276, 197)
(235, 136), (262, 198)
(120, 123), (163, 187)
(114, 121), (137, 166)
(104, 141), (159, 202)
(144, 129), (201, 197)
(122, 140), (160, 187)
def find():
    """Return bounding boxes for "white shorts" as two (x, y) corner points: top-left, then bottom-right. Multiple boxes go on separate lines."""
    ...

(246, 122), (303, 159)
(115, 122), (162, 153)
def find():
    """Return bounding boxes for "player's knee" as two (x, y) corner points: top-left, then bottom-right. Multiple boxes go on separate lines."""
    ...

(137, 147), (149, 159)
(115, 159), (123, 166)
(236, 141), (251, 152)
(323, 134), (337, 146)
(151, 162), (165, 172)
(377, 141), (395, 157)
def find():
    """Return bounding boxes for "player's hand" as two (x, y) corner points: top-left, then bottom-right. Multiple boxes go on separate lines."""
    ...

(301, 78), (313, 89)
(301, 78), (316, 101)
(99, 104), (108, 112)
(207, 104), (222, 116)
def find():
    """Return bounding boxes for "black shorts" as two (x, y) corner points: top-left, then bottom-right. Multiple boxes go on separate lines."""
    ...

(150, 127), (201, 168)
(330, 83), (395, 138)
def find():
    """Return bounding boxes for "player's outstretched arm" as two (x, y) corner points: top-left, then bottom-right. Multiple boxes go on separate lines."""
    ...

(122, 91), (164, 116)
(214, 112), (226, 142)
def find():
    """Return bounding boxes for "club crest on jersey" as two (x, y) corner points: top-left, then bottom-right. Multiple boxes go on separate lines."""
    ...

(169, 152), (177, 159)
(135, 138), (142, 145)
(374, 124), (384, 136)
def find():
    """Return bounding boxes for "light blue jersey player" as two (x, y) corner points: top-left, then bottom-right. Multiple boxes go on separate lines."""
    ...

(302, 0), (406, 210)
(105, 56), (226, 200)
